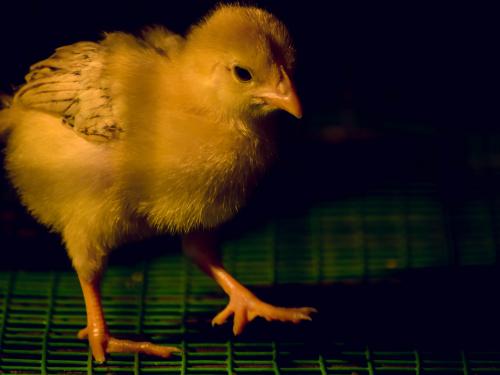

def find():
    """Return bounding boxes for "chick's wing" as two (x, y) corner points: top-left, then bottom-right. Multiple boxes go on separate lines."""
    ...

(13, 42), (121, 142)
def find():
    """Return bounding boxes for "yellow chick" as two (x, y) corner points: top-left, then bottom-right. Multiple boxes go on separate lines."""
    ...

(0, 5), (315, 362)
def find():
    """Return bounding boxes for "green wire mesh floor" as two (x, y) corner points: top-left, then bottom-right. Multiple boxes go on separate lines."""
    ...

(2, 179), (500, 374)
(4, 261), (500, 375)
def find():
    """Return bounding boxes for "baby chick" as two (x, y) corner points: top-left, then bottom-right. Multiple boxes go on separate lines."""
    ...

(0, 5), (315, 362)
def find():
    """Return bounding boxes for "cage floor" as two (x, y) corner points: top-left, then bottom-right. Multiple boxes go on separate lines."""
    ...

(2, 175), (500, 374)
(2, 258), (500, 375)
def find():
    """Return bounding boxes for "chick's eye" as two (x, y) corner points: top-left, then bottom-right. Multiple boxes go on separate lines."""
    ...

(233, 65), (252, 82)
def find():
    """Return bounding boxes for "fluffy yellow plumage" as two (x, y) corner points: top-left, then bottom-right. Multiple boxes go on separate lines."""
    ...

(0, 5), (314, 362)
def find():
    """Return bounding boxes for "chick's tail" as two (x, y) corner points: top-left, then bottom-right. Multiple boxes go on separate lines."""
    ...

(0, 94), (14, 138)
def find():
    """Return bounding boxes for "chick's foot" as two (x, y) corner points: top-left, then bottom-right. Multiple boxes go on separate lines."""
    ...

(212, 287), (317, 335)
(77, 326), (180, 363)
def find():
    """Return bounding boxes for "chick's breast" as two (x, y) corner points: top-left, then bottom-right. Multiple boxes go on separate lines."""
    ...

(118, 109), (274, 233)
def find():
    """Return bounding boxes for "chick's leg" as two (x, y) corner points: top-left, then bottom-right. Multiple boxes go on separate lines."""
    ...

(77, 273), (180, 362)
(183, 231), (316, 335)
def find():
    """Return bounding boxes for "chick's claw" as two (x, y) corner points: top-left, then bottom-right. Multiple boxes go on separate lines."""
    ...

(106, 337), (181, 358)
(77, 326), (89, 339)
(76, 326), (180, 363)
(212, 292), (317, 335)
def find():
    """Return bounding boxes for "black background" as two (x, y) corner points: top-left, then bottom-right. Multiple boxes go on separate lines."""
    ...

(0, 1), (495, 130)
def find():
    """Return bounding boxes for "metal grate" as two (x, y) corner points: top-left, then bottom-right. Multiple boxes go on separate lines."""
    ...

(2, 177), (500, 373)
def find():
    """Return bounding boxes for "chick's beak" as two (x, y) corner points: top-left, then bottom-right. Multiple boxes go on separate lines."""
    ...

(259, 66), (302, 119)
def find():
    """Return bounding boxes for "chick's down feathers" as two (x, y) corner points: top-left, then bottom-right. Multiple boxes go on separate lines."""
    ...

(0, 5), (300, 280)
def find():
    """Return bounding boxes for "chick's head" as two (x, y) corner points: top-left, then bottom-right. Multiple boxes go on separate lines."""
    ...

(183, 5), (302, 120)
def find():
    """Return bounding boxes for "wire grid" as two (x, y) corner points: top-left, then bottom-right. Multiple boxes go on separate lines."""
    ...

(2, 179), (500, 374)
(1, 174), (500, 373)
(3, 266), (500, 374)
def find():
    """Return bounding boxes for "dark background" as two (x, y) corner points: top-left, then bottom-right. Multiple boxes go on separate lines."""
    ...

(0, 1), (495, 130)
(0, 1), (498, 347)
